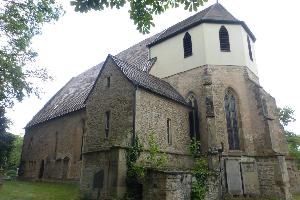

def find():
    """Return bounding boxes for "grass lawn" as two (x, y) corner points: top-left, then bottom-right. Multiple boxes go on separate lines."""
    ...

(0, 180), (80, 200)
(1, 180), (300, 200)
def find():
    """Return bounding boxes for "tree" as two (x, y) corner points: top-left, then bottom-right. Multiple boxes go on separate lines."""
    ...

(0, 0), (64, 131)
(278, 107), (300, 169)
(7, 135), (23, 170)
(0, 132), (15, 169)
(71, 0), (208, 34)
(278, 106), (296, 127)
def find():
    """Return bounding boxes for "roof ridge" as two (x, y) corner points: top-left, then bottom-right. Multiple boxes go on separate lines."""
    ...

(110, 55), (187, 105)
(202, 3), (216, 19)
(112, 55), (168, 84)
(216, 3), (238, 21)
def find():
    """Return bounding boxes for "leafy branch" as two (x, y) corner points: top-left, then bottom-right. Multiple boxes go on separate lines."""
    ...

(71, 0), (208, 34)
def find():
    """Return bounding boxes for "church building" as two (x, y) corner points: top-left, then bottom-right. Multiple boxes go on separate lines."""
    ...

(20, 3), (300, 199)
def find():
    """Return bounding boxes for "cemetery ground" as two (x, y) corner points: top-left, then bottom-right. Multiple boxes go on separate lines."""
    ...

(0, 180), (79, 200)
(0, 180), (300, 200)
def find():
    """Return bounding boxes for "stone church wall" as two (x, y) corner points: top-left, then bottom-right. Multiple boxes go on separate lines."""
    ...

(84, 58), (135, 153)
(162, 66), (208, 151)
(286, 157), (300, 194)
(143, 170), (192, 200)
(21, 109), (86, 181)
(81, 58), (135, 199)
(256, 156), (292, 199)
(135, 88), (193, 169)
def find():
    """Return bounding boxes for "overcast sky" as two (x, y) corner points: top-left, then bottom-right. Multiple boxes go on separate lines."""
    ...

(7, 0), (300, 135)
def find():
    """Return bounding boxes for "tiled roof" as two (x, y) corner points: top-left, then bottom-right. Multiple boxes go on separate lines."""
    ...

(110, 55), (187, 105)
(25, 64), (103, 128)
(25, 34), (161, 128)
(148, 3), (255, 47)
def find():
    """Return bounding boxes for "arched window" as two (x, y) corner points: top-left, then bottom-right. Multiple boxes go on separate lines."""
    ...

(224, 89), (240, 150)
(183, 32), (192, 58)
(219, 26), (230, 52)
(188, 95), (200, 140)
(247, 36), (253, 61)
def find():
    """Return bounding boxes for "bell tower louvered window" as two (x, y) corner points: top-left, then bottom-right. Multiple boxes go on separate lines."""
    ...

(219, 26), (230, 52)
(224, 89), (240, 150)
(247, 36), (253, 61)
(183, 32), (192, 58)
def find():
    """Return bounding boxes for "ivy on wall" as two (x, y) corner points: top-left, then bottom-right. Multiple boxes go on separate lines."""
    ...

(125, 131), (167, 200)
(189, 139), (211, 200)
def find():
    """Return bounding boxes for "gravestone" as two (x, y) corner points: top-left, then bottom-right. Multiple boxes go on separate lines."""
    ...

(225, 158), (243, 196)
(241, 161), (260, 196)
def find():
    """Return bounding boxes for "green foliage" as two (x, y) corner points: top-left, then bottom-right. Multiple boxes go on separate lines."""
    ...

(5, 169), (17, 178)
(278, 107), (300, 169)
(145, 131), (167, 169)
(0, 180), (80, 200)
(126, 136), (143, 179)
(71, 0), (208, 34)
(189, 138), (201, 157)
(125, 132), (167, 199)
(278, 107), (296, 127)
(191, 157), (210, 199)
(188, 139), (210, 200)
(0, 132), (16, 168)
(125, 136), (144, 199)
(0, 0), (64, 108)
(7, 135), (23, 170)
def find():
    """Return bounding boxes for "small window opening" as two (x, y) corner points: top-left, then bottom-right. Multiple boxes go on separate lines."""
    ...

(219, 26), (230, 52)
(106, 76), (111, 87)
(105, 111), (110, 138)
(247, 36), (253, 61)
(167, 118), (171, 145)
(183, 32), (192, 58)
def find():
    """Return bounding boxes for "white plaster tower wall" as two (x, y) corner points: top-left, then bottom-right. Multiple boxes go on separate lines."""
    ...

(149, 23), (258, 78)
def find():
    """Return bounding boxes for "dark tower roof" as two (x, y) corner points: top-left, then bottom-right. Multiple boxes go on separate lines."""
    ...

(148, 3), (255, 47)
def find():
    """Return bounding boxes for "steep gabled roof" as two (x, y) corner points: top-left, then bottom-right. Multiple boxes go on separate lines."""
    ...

(148, 3), (255, 47)
(110, 55), (187, 105)
(25, 35), (160, 129)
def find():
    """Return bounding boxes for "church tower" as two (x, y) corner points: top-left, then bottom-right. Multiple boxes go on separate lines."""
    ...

(148, 3), (292, 199)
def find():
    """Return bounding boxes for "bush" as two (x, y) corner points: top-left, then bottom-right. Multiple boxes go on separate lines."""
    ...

(5, 169), (17, 178)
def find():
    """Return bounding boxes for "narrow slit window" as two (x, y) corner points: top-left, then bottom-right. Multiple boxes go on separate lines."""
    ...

(183, 32), (192, 58)
(219, 26), (230, 52)
(167, 118), (171, 145)
(104, 111), (110, 138)
(247, 36), (253, 61)
(106, 76), (111, 88)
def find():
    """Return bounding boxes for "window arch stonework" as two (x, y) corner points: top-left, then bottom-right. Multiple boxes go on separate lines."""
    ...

(224, 89), (241, 150)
